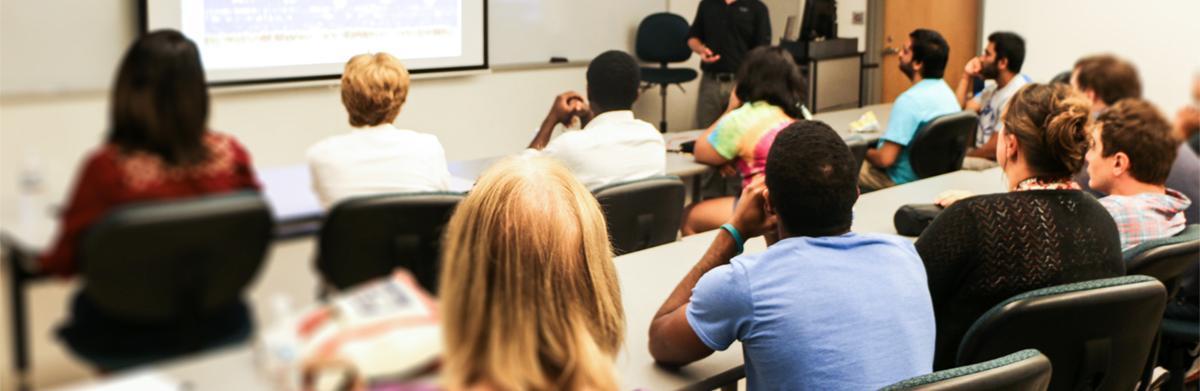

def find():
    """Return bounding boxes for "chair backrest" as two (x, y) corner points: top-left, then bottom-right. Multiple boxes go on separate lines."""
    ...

(593, 176), (685, 255)
(80, 192), (273, 323)
(882, 349), (1052, 391)
(957, 276), (1167, 391)
(846, 137), (869, 173)
(635, 13), (692, 65)
(317, 192), (463, 293)
(909, 111), (978, 179)
(1125, 224), (1200, 299)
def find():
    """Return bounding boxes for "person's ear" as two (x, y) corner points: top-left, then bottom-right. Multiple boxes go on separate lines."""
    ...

(997, 57), (1009, 72)
(913, 60), (924, 73)
(1113, 152), (1130, 177)
(762, 188), (776, 216)
(1004, 132), (1020, 162)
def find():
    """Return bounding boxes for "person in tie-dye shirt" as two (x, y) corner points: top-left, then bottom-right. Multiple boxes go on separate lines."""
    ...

(684, 47), (806, 235)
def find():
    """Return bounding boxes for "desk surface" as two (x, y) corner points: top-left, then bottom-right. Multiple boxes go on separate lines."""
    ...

(52, 167), (1005, 391)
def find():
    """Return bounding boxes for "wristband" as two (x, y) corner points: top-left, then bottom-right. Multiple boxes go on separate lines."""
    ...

(719, 223), (745, 255)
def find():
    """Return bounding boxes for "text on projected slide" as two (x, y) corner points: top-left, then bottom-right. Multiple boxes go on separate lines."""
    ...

(188, 0), (463, 70)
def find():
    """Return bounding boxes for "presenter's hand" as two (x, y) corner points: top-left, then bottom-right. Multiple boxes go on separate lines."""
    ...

(699, 47), (722, 63)
(963, 57), (982, 79)
(728, 176), (776, 239)
(547, 91), (587, 126)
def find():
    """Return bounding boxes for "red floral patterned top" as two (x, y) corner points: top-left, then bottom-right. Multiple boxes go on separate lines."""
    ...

(39, 132), (260, 276)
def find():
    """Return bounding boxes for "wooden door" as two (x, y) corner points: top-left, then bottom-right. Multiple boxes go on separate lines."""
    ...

(881, 0), (980, 103)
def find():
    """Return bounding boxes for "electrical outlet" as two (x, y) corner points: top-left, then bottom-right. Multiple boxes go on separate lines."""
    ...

(852, 11), (865, 25)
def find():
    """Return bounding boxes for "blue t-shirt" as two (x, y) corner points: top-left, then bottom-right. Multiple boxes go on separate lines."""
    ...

(879, 79), (961, 184)
(687, 233), (936, 390)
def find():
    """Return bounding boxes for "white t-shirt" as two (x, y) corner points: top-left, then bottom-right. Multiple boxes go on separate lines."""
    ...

(972, 73), (1031, 148)
(306, 124), (452, 209)
(536, 110), (667, 189)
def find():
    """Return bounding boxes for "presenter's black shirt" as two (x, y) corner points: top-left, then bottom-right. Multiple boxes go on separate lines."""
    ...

(688, 0), (772, 74)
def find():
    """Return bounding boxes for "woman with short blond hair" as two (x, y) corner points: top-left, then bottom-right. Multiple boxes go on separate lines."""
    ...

(307, 52), (451, 209)
(439, 156), (625, 391)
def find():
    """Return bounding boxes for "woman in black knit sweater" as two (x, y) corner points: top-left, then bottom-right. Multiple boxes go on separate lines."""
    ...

(915, 83), (1124, 369)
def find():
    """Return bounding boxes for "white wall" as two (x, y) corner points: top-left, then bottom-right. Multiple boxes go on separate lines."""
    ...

(982, 0), (1200, 112)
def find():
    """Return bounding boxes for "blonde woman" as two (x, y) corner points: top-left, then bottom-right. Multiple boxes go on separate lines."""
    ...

(439, 156), (625, 391)
(306, 52), (452, 209)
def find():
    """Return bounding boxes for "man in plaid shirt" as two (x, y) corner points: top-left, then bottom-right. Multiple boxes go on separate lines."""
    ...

(1085, 98), (1192, 250)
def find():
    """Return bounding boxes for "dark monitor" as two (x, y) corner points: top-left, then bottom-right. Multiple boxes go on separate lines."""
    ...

(799, 0), (837, 42)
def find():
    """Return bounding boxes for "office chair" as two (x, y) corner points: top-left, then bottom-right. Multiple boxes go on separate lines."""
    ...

(593, 176), (686, 255)
(1124, 225), (1199, 391)
(58, 191), (273, 371)
(636, 12), (698, 132)
(882, 349), (1052, 391)
(316, 192), (463, 294)
(956, 275), (1167, 391)
(909, 111), (978, 179)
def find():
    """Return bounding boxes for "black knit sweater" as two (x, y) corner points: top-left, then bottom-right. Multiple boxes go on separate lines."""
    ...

(915, 190), (1124, 369)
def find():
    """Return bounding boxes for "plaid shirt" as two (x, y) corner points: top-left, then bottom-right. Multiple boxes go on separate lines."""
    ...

(1099, 189), (1192, 251)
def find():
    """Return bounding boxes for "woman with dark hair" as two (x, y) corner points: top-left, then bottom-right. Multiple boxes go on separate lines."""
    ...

(683, 46), (807, 235)
(915, 83), (1123, 369)
(39, 30), (259, 366)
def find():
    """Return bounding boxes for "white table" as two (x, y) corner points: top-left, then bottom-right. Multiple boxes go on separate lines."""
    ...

(50, 167), (1006, 391)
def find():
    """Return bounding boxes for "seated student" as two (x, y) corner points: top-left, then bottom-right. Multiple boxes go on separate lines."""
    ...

(916, 83), (1124, 369)
(955, 31), (1031, 168)
(1175, 73), (1200, 152)
(1085, 99), (1191, 250)
(41, 29), (259, 359)
(526, 50), (666, 189)
(861, 29), (960, 191)
(439, 156), (625, 390)
(306, 52), (451, 209)
(683, 46), (805, 235)
(649, 121), (936, 390)
(1071, 54), (1200, 224)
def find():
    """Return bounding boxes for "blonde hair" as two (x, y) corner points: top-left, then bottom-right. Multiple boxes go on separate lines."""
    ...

(439, 156), (625, 391)
(340, 52), (410, 127)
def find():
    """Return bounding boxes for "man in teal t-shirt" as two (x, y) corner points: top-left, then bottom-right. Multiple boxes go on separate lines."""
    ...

(861, 28), (961, 191)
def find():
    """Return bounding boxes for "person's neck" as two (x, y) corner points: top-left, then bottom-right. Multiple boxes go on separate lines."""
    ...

(1091, 101), (1108, 115)
(995, 71), (1015, 89)
(776, 226), (850, 241)
(1003, 161), (1039, 191)
(911, 74), (925, 84)
(1106, 178), (1167, 197)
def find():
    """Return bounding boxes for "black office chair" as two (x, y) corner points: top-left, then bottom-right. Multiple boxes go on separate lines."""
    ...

(956, 275), (1167, 391)
(882, 349), (1052, 391)
(593, 176), (686, 255)
(1125, 225), (1200, 299)
(846, 137), (870, 174)
(58, 191), (273, 371)
(1124, 225), (1200, 391)
(636, 12), (698, 132)
(909, 111), (978, 179)
(316, 192), (463, 294)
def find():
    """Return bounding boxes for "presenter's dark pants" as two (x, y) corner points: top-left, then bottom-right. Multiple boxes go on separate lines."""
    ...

(695, 72), (736, 129)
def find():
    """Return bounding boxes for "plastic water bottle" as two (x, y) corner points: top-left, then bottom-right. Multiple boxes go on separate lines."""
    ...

(17, 155), (47, 234)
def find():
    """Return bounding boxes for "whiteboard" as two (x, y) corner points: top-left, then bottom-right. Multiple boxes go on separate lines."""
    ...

(488, 0), (668, 66)
(0, 0), (670, 95)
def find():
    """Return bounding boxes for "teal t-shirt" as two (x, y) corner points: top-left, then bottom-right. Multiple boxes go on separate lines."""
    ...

(879, 79), (961, 184)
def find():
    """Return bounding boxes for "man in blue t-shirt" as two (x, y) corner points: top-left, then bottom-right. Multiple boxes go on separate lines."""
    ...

(648, 120), (936, 390)
(860, 28), (961, 191)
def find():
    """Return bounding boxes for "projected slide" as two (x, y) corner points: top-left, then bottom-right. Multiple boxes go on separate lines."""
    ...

(147, 0), (486, 85)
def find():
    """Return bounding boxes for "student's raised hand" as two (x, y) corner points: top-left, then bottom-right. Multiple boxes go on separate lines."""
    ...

(729, 175), (777, 239)
(548, 91), (586, 125)
(963, 57), (982, 79)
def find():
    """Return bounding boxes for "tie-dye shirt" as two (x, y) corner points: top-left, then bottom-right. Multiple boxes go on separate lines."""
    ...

(706, 101), (794, 187)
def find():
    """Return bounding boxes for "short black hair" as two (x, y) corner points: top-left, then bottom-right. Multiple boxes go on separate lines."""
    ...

(109, 29), (210, 166)
(586, 50), (641, 110)
(988, 31), (1025, 73)
(735, 46), (807, 118)
(909, 29), (949, 79)
(765, 120), (858, 236)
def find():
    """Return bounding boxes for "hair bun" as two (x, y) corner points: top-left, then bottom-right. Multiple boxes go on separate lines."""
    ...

(1044, 94), (1092, 173)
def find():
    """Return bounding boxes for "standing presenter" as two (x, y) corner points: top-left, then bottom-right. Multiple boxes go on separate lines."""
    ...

(688, 0), (772, 129)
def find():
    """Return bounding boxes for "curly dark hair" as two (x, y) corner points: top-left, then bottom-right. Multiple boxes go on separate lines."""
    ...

(765, 120), (858, 236)
(735, 46), (807, 118)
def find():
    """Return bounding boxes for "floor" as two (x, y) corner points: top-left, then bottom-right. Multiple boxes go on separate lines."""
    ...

(0, 238), (321, 390)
